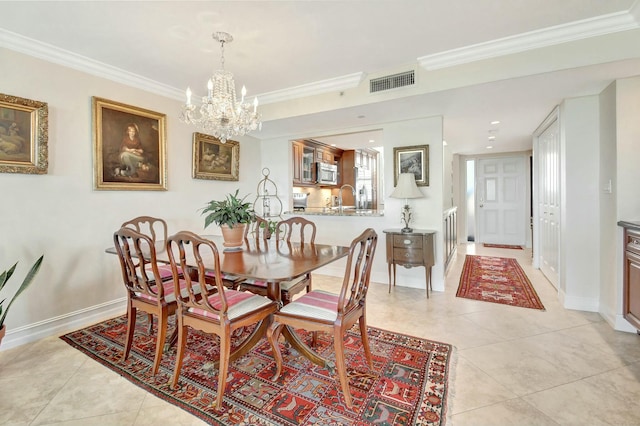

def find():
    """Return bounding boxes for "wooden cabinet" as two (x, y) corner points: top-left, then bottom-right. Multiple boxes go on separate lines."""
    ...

(383, 229), (436, 297)
(622, 225), (640, 330)
(292, 141), (316, 186)
(292, 141), (302, 184)
(292, 140), (341, 187)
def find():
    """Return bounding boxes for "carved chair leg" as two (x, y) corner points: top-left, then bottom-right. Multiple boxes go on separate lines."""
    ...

(122, 304), (136, 362)
(333, 328), (352, 408)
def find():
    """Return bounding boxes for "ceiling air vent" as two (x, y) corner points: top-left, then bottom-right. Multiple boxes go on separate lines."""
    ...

(369, 70), (415, 93)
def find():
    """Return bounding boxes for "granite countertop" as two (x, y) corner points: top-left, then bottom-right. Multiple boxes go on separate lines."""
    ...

(285, 207), (384, 217)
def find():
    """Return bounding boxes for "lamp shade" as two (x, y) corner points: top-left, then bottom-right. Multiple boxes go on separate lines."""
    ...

(390, 173), (423, 199)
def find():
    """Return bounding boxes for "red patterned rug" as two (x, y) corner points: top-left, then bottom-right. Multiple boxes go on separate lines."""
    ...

(457, 255), (545, 310)
(60, 314), (452, 425)
(482, 243), (523, 249)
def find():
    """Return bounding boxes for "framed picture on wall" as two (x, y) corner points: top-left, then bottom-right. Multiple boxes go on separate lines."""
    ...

(192, 132), (239, 181)
(92, 97), (167, 190)
(393, 144), (429, 186)
(0, 93), (48, 174)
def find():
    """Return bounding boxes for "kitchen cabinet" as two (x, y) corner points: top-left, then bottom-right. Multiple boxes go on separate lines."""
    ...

(620, 223), (640, 331)
(292, 141), (316, 186)
(292, 141), (302, 184)
(316, 148), (334, 163)
(292, 140), (342, 187)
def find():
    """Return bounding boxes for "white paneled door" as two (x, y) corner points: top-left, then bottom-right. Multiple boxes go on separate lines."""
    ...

(535, 111), (560, 289)
(476, 156), (528, 246)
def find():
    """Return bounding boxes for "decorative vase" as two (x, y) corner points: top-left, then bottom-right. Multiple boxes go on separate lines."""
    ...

(0, 324), (5, 347)
(221, 223), (247, 248)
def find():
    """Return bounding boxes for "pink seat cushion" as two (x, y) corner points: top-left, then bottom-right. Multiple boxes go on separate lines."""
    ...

(136, 278), (188, 304)
(242, 274), (307, 291)
(188, 289), (272, 320)
(142, 264), (182, 281)
(278, 290), (339, 321)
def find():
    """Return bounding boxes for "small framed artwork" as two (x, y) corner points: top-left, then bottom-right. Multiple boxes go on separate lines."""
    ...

(192, 132), (239, 181)
(92, 97), (167, 190)
(0, 93), (48, 174)
(393, 144), (429, 186)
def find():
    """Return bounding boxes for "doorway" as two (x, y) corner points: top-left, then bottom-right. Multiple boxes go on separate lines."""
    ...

(465, 155), (530, 246)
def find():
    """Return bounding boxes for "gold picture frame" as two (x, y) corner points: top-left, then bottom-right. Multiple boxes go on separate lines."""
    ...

(192, 132), (239, 181)
(0, 93), (48, 174)
(92, 97), (167, 190)
(393, 144), (429, 187)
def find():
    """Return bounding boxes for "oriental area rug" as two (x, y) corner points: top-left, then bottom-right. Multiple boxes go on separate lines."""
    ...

(60, 314), (453, 425)
(457, 255), (545, 310)
(482, 243), (523, 250)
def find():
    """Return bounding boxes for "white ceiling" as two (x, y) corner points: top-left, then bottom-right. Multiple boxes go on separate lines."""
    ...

(1, 1), (639, 154)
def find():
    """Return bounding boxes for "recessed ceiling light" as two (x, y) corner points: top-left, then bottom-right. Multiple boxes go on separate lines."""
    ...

(488, 136), (496, 140)
(491, 120), (500, 125)
(486, 145), (493, 149)
(369, 139), (375, 143)
(443, 140), (448, 146)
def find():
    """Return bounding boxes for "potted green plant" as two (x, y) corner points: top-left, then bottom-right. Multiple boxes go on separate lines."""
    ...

(0, 255), (44, 346)
(201, 189), (255, 248)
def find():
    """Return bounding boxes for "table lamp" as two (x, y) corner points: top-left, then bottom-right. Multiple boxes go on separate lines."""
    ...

(390, 173), (424, 233)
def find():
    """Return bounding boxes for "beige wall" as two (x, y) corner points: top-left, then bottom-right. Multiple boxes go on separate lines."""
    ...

(0, 47), (264, 348)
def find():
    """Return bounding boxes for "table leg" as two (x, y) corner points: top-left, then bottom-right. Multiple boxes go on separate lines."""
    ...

(392, 263), (397, 289)
(388, 262), (392, 293)
(425, 266), (430, 298)
(281, 326), (328, 368)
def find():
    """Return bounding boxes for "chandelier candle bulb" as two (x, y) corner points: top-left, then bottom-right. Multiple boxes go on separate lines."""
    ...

(186, 87), (192, 106)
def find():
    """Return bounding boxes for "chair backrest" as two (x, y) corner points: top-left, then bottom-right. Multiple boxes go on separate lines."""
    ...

(165, 231), (229, 316)
(275, 216), (316, 244)
(337, 228), (378, 314)
(247, 216), (273, 241)
(121, 216), (168, 244)
(113, 226), (167, 302)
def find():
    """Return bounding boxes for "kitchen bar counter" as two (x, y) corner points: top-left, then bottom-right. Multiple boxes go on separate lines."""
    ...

(285, 207), (384, 217)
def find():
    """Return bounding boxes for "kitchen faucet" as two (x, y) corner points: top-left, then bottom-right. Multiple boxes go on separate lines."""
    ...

(337, 184), (356, 211)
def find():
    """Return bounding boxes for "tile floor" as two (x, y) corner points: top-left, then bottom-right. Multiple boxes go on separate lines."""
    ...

(1, 243), (640, 425)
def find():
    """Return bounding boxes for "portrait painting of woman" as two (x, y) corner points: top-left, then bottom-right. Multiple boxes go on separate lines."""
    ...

(93, 97), (166, 190)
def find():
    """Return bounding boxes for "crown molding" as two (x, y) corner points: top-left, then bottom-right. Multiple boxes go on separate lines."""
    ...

(257, 72), (365, 105)
(0, 28), (184, 100)
(418, 9), (640, 70)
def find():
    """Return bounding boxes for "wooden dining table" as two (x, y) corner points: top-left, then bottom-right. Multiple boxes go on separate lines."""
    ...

(106, 234), (350, 367)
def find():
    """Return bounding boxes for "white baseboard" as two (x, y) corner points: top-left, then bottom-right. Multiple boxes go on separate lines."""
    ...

(614, 314), (639, 333)
(559, 289), (599, 312)
(0, 298), (126, 351)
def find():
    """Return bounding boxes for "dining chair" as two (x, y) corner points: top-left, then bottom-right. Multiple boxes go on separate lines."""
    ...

(121, 216), (175, 282)
(113, 226), (186, 376)
(122, 216), (244, 290)
(266, 228), (378, 408)
(166, 231), (278, 410)
(239, 216), (317, 304)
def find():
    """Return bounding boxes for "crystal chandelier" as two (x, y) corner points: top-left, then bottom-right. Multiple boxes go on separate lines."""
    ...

(180, 32), (261, 143)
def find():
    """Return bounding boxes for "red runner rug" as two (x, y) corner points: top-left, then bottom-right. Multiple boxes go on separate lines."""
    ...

(61, 314), (452, 425)
(482, 243), (523, 249)
(456, 255), (545, 310)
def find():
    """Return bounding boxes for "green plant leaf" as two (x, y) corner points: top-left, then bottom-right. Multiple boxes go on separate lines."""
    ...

(0, 255), (44, 327)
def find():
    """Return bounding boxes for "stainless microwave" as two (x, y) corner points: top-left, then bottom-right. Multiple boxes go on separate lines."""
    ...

(316, 162), (338, 185)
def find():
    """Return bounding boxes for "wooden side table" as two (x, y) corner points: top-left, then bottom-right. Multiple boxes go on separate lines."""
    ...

(383, 229), (436, 297)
